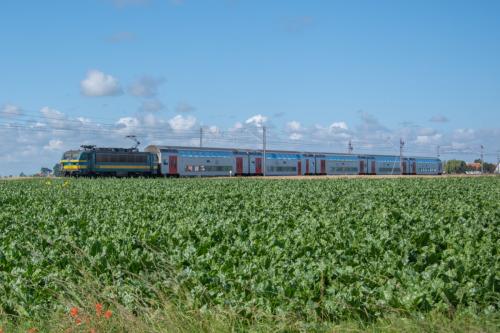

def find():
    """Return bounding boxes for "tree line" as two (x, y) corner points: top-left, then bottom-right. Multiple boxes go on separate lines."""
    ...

(444, 159), (498, 174)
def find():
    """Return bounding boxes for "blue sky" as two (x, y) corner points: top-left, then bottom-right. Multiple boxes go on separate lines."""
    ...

(1, 0), (499, 175)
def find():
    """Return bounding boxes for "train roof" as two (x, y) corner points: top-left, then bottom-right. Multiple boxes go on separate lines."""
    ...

(144, 145), (440, 161)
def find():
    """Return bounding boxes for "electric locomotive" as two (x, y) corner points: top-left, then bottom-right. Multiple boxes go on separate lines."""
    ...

(60, 145), (158, 177)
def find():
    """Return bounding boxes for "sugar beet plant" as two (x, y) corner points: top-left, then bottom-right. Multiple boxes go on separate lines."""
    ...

(0, 177), (499, 322)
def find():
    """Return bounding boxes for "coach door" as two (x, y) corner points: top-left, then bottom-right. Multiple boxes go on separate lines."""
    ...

(297, 160), (302, 175)
(402, 161), (407, 175)
(169, 155), (178, 175)
(320, 160), (326, 174)
(306, 159), (310, 174)
(371, 160), (376, 175)
(412, 160), (417, 175)
(255, 157), (262, 175)
(359, 160), (365, 175)
(236, 157), (243, 175)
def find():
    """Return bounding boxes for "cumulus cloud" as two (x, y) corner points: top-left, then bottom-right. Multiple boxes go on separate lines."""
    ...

(139, 99), (164, 112)
(40, 106), (70, 129)
(175, 101), (196, 113)
(429, 115), (449, 123)
(229, 122), (244, 132)
(289, 133), (303, 140)
(43, 139), (64, 151)
(329, 122), (348, 131)
(245, 114), (267, 127)
(415, 133), (443, 145)
(1, 104), (22, 117)
(115, 117), (141, 136)
(128, 76), (165, 98)
(168, 115), (197, 131)
(453, 128), (475, 141)
(286, 121), (302, 132)
(285, 121), (305, 140)
(80, 70), (122, 97)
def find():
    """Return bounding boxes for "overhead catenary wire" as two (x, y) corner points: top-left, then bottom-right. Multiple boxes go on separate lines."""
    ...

(1, 116), (498, 159)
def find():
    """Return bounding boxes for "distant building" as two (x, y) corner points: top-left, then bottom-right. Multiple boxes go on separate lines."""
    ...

(465, 162), (482, 175)
(466, 162), (481, 171)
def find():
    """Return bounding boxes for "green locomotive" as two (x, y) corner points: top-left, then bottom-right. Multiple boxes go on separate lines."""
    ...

(60, 145), (158, 177)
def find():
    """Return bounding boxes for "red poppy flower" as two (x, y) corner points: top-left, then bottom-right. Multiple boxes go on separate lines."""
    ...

(95, 303), (103, 316)
(75, 318), (82, 326)
(70, 307), (79, 318)
(28, 328), (38, 333)
(104, 310), (112, 319)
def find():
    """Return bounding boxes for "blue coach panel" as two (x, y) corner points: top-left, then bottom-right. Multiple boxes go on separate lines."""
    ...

(264, 153), (300, 176)
(375, 156), (401, 175)
(324, 154), (359, 175)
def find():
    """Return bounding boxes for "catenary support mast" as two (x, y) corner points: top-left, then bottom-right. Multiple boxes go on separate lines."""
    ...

(399, 138), (405, 175)
(263, 126), (267, 176)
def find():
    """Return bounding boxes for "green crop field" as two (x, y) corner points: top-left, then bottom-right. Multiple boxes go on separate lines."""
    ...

(0, 177), (499, 332)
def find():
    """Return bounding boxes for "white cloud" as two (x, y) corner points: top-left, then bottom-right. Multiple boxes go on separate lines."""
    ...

(453, 128), (475, 141)
(175, 101), (196, 113)
(128, 76), (164, 97)
(415, 133), (443, 145)
(40, 106), (69, 129)
(76, 117), (92, 124)
(1, 104), (22, 117)
(286, 121), (301, 132)
(289, 133), (303, 140)
(40, 106), (64, 119)
(115, 117), (140, 135)
(168, 115), (197, 131)
(43, 139), (63, 151)
(229, 122), (244, 132)
(80, 70), (122, 97)
(207, 125), (220, 135)
(245, 114), (267, 127)
(329, 121), (348, 131)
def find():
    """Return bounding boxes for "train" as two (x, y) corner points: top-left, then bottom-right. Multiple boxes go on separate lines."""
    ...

(60, 144), (442, 177)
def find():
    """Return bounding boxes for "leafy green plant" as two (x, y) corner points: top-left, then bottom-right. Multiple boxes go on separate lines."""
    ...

(0, 177), (498, 325)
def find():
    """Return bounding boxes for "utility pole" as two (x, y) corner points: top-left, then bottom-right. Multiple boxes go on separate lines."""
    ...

(480, 145), (484, 174)
(262, 126), (267, 176)
(199, 127), (203, 148)
(348, 139), (353, 154)
(437, 145), (440, 159)
(497, 150), (500, 174)
(399, 138), (405, 175)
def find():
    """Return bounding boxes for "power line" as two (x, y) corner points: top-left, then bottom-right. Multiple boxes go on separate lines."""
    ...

(1, 119), (498, 159)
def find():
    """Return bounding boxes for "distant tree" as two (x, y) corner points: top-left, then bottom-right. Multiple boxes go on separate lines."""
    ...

(445, 160), (466, 174)
(40, 167), (52, 176)
(53, 163), (62, 177)
(483, 162), (496, 173)
(472, 159), (496, 173)
(19, 172), (26, 177)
